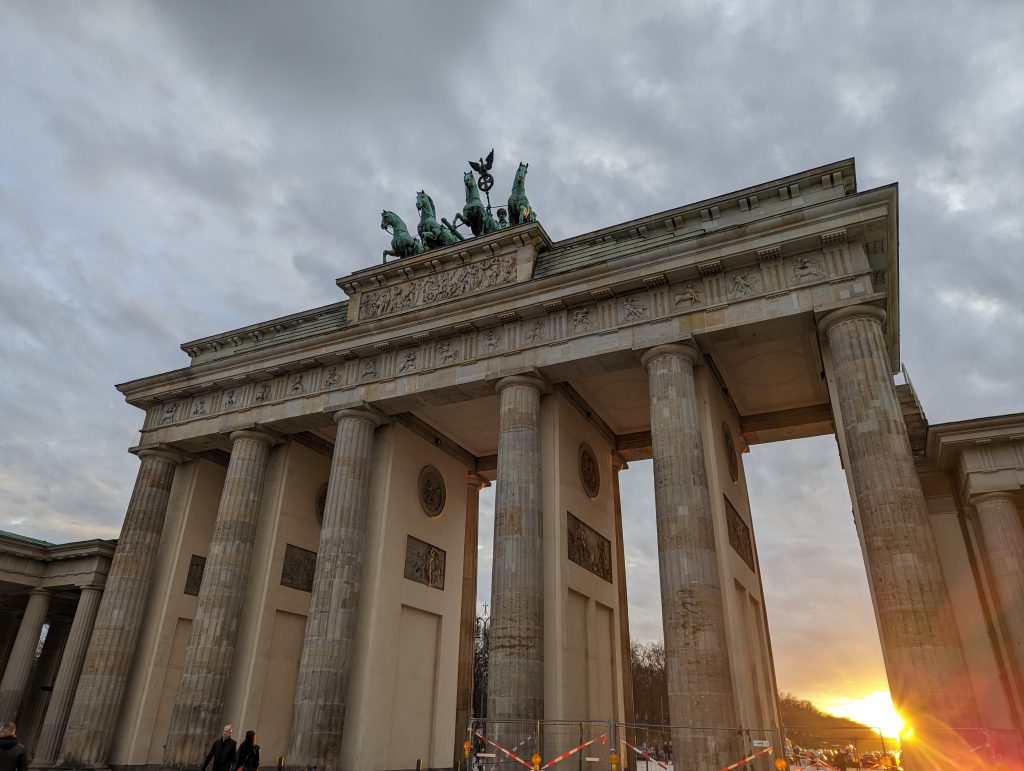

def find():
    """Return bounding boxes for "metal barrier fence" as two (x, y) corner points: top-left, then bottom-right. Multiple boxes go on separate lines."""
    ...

(466, 719), (1024, 770)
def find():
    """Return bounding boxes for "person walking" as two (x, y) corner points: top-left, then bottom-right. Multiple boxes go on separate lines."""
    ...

(201, 725), (237, 771)
(234, 730), (260, 771)
(0, 723), (28, 771)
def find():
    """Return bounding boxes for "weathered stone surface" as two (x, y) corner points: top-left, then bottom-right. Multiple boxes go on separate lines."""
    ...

(641, 344), (738, 769)
(161, 429), (275, 769)
(820, 306), (979, 764)
(0, 588), (51, 721)
(33, 585), (103, 765)
(970, 492), (1024, 699)
(60, 448), (182, 766)
(487, 375), (545, 722)
(287, 408), (382, 771)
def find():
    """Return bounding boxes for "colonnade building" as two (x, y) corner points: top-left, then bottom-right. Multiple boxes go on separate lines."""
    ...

(1, 159), (1022, 770)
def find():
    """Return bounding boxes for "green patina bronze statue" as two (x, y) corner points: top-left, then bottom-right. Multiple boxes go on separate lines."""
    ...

(507, 162), (537, 226)
(381, 210), (424, 262)
(451, 171), (499, 237)
(416, 191), (463, 249)
(380, 150), (536, 258)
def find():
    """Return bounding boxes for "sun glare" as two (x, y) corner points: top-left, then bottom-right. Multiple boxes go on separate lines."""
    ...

(824, 691), (905, 739)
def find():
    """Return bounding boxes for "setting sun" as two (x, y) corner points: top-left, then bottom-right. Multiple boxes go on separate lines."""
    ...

(824, 691), (906, 739)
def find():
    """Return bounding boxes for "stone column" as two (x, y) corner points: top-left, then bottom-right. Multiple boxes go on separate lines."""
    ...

(970, 492), (1024, 696)
(32, 585), (104, 767)
(60, 447), (183, 767)
(641, 344), (737, 769)
(287, 408), (383, 771)
(487, 375), (545, 722)
(820, 306), (979, 763)
(611, 453), (635, 726)
(455, 472), (490, 762)
(162, 429), (276, 770)
(0, 588), (52, 721)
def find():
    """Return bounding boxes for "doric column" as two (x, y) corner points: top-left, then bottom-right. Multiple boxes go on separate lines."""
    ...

(970, 492), (1024, 697)
(820, 306), (979, 761)
(287, 408), (383, 770)
(641, 344), (737, 769)
(32, 585), (104, 766)
(60, 447), (183, 766)
(487, 375), (545, 722)
(0, 588), (52, 721)
(611, 453), (635, 725)
(162, 429), (276, 770)
(455, 472), (490, 762)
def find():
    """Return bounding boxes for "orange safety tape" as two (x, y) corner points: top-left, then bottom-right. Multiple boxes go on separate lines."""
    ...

(540, 735), (606, 769)
(721, 745), (774, 770)
(472, 730), (533, 770)
(619, 739), (670, 771)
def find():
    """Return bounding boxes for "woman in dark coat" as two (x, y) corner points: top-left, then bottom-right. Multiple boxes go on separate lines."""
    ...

(234, 730), (260, 771)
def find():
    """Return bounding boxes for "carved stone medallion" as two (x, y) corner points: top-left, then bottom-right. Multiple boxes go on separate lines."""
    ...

(722, 423), (739, 483)
(578, 443), (600, 499)
(418, 465), (446, 517)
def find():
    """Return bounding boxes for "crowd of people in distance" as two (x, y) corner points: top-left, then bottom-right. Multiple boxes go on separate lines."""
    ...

(788, 744), (901, 769)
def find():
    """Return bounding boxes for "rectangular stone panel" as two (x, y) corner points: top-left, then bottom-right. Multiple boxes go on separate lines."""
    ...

(184, 554), (206, 596)
(280, 544), (317, 592)
(725, 496), (755, 571)
(567, 511), (612, 583)
(403, 535), (446, 590)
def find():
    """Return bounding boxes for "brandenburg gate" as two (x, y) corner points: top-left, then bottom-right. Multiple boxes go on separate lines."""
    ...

(4, 158), (1022, 771)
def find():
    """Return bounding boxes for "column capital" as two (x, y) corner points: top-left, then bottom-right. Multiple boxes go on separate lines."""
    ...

(332, 406), (386, 428)
(495, 374), (547, 395)
(133, 445), (188, 465)
(817, 304), (886, 335)
(467, 471), (491, 490)
(640, 342), (701, 370)
(970, 490), (1019, 508)
(228, 427), (279, 446)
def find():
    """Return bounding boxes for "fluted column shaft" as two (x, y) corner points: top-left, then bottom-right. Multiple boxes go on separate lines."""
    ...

(161, 430), (275, 769)
(611, 454), (635, 726)
(821, 306), (979, 765)
(60, 448), (182, 766)
(0, 588), (52, 721)
(642, 344), (737, 770)
(287, 408), (383, 771)
(33, 585), (104, 766)
(455, 472), (489, 761)
(487, 376), (545, 721)
(971, 492), (1024, 697)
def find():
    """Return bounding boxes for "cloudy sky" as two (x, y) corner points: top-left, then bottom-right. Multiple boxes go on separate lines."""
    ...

(3, 1), (1023, 718)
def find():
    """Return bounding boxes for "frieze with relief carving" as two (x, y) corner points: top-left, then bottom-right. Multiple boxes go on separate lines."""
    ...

(404, 535), (445, 590)
(359, 252), (516, 321)
(567, 511), (612, 583)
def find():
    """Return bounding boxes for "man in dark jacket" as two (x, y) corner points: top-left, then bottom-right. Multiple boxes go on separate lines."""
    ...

(201, 725), (236, 771)
(0, 723), (28, 771)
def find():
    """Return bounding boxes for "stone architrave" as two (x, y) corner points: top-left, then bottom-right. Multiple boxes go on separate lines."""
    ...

(641, 344), (738, 768)
(161, 429), (276, 770)
(59, 448), (183, 768)
(0, 588), (51, 721)
(32, 585), (104, 766)
(455, 472), (489, 762)
(487, 376), (545, 722)
(820, 305), (980, 762)
(287, 408), (383, 771)
(970, 492), (1024, 697)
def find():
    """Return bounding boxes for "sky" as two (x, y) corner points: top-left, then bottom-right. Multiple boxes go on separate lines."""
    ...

(2, 1), (1023, 723)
